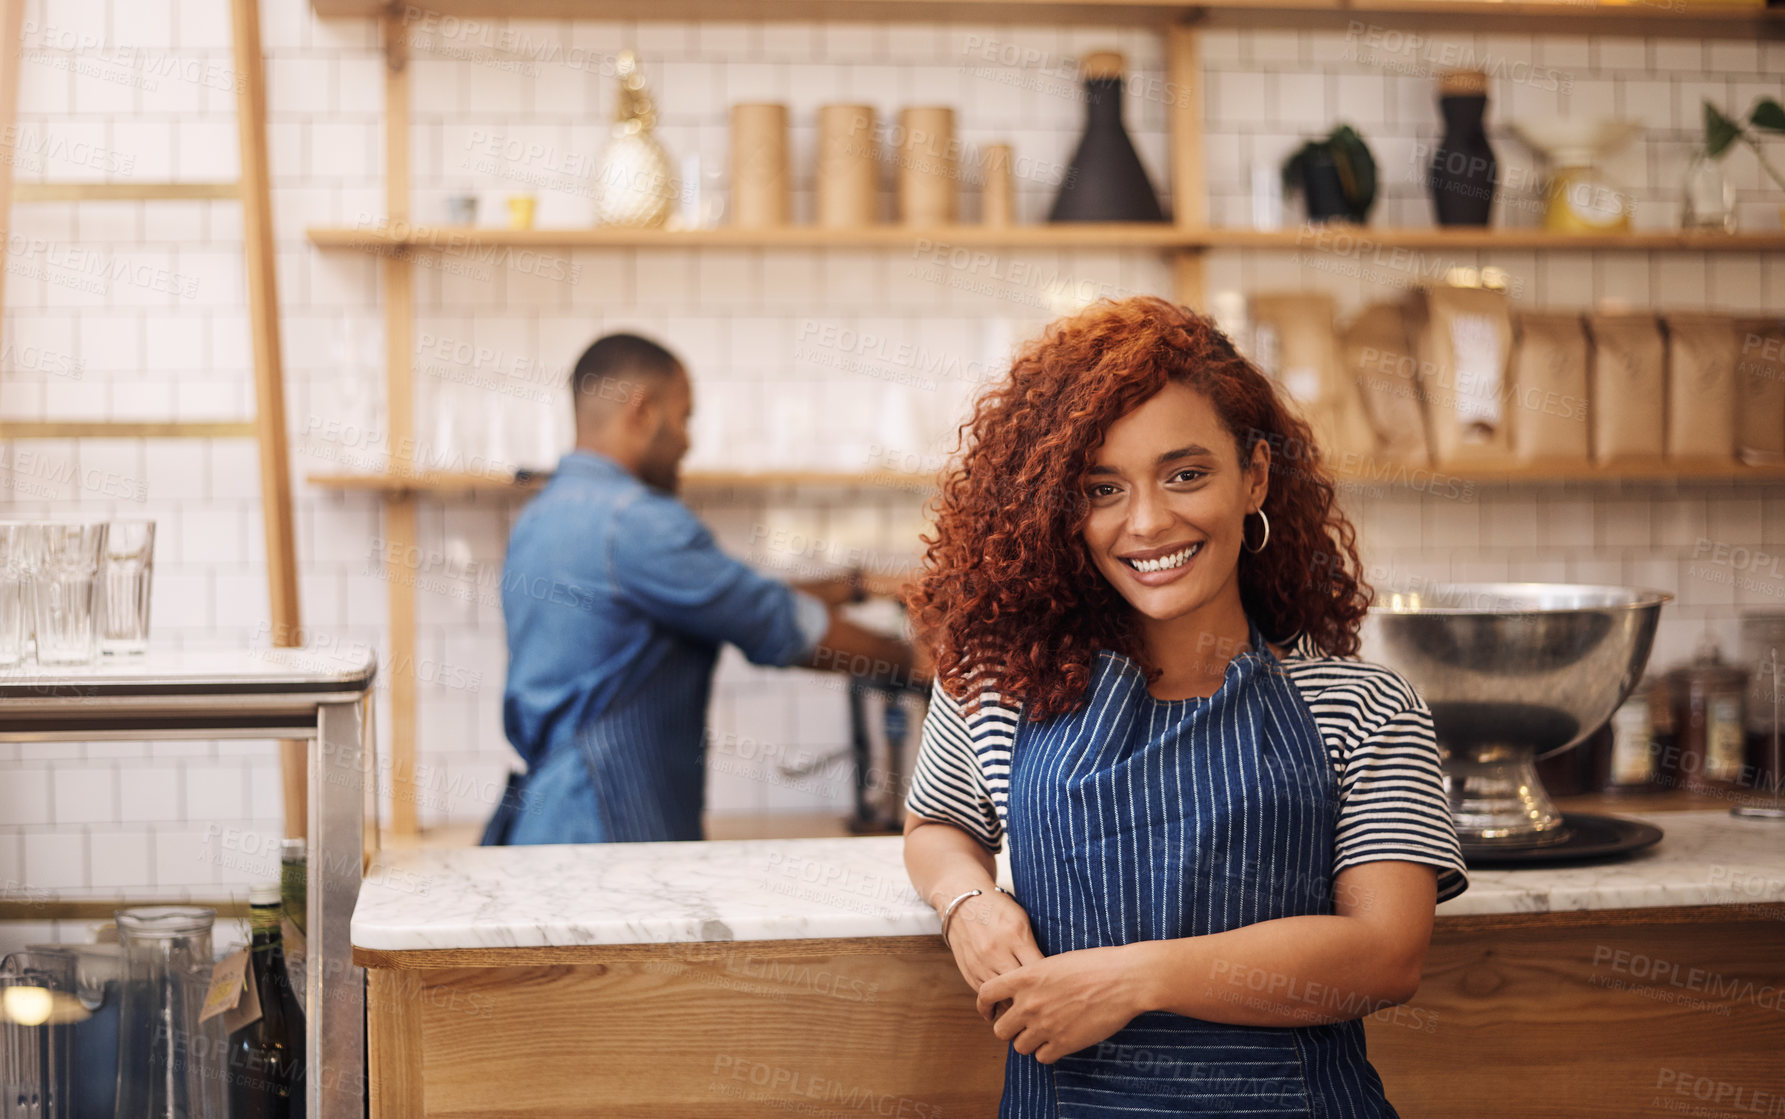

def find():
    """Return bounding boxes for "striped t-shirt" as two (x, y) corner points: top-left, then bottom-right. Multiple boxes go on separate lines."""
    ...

(905, 631), (1469, 904)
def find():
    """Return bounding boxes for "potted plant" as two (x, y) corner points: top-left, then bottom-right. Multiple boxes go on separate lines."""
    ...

(1688, 98), (1785, 231)
(1282, 125), (1378, 224)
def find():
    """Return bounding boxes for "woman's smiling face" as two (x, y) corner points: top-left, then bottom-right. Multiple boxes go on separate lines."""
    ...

(1079, 381), (1269, 623)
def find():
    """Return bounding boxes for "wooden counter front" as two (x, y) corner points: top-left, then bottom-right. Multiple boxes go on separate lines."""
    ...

(1368, 905), (1785, 1118)
(355, 809), (1785, 1117)
(360, 903), (1785, 1118)
(361, 935), (1003, 1119)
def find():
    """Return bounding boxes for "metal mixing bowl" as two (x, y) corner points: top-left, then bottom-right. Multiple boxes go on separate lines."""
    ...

(1363, 583), (1671, 848)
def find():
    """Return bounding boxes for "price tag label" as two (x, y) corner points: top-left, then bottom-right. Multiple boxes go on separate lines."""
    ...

(199, 950), (247, 1023)
(199, 950), (265, 1032)
(223, 963), (262, 1034)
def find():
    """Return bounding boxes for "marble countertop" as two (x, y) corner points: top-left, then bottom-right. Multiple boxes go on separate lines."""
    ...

(352, 810), (1785, 952)
(0, 646), (377, 695)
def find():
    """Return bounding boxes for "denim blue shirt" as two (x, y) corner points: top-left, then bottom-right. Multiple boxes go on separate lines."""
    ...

(498, 450), (828, 842)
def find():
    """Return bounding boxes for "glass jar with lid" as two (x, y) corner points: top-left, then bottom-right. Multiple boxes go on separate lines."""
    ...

(1595, 676), (1672, 793)
(1667, 637), (1750, 793)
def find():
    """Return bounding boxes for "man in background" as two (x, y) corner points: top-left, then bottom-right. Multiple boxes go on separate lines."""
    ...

(483, 333), (919, 844)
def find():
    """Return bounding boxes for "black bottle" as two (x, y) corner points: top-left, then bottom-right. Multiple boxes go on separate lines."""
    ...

(1428, 69), (1497, 226)
(227, 884), (305, 1118)
(1048, 50), (1166, 223)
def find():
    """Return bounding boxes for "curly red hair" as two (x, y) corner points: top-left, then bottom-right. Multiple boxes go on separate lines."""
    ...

(909, 295), (1369, 720)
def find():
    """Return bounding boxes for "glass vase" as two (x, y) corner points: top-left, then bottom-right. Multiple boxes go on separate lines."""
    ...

(1680, 151), (1735, 232)
(114, 907), (226, 1119)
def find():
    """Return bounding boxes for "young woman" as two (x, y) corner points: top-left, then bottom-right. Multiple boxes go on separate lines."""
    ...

(902, 295), (1466, 1118)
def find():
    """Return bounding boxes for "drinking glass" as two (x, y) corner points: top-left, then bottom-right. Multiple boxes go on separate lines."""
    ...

(99, 520), (155, 655)
(0, 523), (37, 668)
(31, 523), (107, 666)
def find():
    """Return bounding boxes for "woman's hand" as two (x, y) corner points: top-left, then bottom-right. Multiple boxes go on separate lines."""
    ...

(902, 817), (1037, 1003)
(974, 945), (1151, 1064)
(946, 889), (1043, 995)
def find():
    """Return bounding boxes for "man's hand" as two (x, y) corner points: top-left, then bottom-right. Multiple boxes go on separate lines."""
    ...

(944, 889), (1043, 995)
(861, 567), (921, 602)
(974, 945), (1150, 1064)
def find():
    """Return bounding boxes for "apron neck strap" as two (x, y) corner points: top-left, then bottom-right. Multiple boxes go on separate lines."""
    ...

(1241, 614), (1278, 668)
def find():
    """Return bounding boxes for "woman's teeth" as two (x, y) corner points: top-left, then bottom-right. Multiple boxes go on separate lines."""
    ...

(1125, 542), (1202, 574)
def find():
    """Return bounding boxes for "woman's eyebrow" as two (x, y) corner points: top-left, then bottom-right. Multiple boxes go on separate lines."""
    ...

(1084, 444), (1214, 476)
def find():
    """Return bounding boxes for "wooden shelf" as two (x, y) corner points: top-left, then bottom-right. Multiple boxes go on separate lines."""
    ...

(310, 460), (1785, 499)
(306, 468), (937, 496)
(1201, 0), (1783, 35)
(308, 0), (1785, 36)
(1343, 458), (1785, 485)
(310, 0), (1215, 24)
(0, 420), (260, 439)
(682, 469), (937, 488)
(1203, 227), (1785, 252)
(305, 222), (1205, 250)
(0, 897), (253, 921)
(13, 182), (239, 202)
(306, 222), (1785, 253)
(306, 470), (542, 496)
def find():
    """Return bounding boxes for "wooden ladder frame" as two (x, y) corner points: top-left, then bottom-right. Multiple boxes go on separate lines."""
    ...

(0, 0), (310, 840)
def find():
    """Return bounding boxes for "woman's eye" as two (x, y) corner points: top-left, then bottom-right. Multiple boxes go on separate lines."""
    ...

(1087, 483), (1119, 499)
(1170, 468), (1206, 483)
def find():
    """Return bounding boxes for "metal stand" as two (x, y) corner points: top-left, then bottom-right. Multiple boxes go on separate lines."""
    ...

(0, 650), (378, 1119)
(845, 680), (921, 835)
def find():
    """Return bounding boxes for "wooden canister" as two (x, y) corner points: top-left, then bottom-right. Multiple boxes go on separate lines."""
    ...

(817, 104), (879, 228)
(896, 106), (956, 226)
(730, 103), (790, 228)
(980, 143), (1015, 226)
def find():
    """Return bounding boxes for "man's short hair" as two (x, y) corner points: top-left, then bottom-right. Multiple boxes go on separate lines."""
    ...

(570, 333), (683, 412)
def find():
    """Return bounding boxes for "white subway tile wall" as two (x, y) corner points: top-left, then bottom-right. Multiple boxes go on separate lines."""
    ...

(2, 2), (1781, 944)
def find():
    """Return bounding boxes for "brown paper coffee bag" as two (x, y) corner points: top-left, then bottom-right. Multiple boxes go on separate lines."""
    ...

(1248, 292), (1374, 467)
(1411, 286), (1514, 465)
(1663, 313), (1738, 461)
(1510, 311), (1590, 462)
(1735, 316), (1785, 464)
(1586, 313), (1665, 463)
(1339, 302), (1430, 465)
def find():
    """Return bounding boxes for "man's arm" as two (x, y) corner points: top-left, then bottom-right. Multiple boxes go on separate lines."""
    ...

(793, 577), (854, 607)
(609, 497), (925, 681)
(609, 497), (845, 668)
(797, 610), (925, 688)
(793, 565), (921, 608)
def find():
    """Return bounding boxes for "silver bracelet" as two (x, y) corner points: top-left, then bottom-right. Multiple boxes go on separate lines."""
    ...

(939, 885), (1011, 947)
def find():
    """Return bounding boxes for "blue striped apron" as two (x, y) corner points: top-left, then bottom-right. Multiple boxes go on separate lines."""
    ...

(498, 633), (717, 845)
(1001, 617), (1396, 1118)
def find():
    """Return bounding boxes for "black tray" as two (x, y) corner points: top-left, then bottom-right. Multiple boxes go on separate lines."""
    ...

(1461, 812), (1664, 868)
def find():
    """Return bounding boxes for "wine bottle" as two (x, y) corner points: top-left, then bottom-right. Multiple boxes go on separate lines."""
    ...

(227, 883), (306, 1118)
(280, 837), (308, 1008)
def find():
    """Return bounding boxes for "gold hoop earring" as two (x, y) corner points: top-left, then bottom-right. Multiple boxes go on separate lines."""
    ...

(1243, 509), (1270, 554)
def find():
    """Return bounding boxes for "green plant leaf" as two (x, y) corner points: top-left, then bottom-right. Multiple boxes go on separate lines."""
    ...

(1750, 97), (1785, 134)
(1704, 101), (1742, 158)
(1328, 124), (1378, 219)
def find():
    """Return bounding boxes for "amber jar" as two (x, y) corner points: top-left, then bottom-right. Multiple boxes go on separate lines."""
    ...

(1667, 641), (1750, 793)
